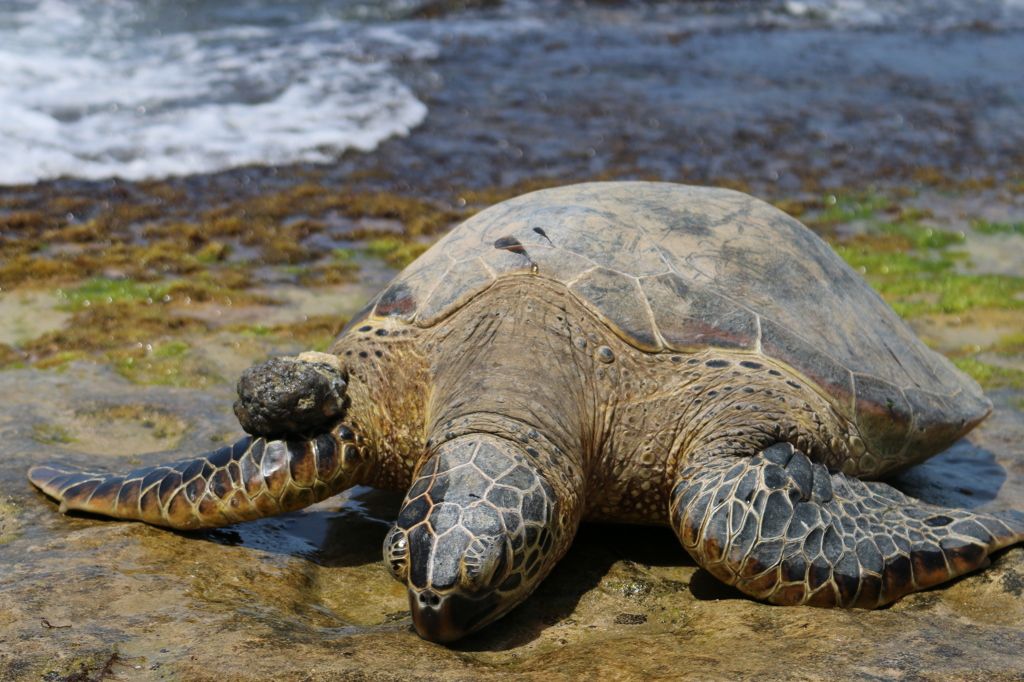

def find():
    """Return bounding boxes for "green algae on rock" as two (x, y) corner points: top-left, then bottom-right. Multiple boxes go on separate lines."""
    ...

(969, 218), (1024, 236)
(952, 357), (1024, 391)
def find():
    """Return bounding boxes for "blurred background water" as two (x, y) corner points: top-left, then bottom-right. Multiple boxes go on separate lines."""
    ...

(2, 0), (1023, 187)
(0, 0), (435, 183)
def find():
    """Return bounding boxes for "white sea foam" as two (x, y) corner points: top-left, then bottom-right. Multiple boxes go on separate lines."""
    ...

(0, 0), (434, 185)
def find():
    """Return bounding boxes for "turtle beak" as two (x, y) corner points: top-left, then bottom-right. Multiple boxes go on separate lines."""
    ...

(408, 588), (500, 643)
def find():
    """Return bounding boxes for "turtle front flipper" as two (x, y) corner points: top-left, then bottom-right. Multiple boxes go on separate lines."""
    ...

(28, 427), (371, 531)
(671, 443), (1024, 607)
(383, 432), (582, 642)
(28, 352), (368, 530)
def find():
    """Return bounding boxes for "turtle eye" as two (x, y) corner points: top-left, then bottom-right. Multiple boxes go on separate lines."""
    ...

(461, 535), (512, 592)
(384, 526), (410, 582)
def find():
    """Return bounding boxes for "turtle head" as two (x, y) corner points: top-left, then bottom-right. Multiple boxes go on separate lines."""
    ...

(383, 437), (561, 643)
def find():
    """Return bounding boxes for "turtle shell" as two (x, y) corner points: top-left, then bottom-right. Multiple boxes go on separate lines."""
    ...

(344, 182), (990, 468)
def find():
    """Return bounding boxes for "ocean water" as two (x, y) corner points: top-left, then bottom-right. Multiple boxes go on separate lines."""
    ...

(0, 0), (434, 184)
(2, 0), (1023, 186)
(777, 0), (1024, 28)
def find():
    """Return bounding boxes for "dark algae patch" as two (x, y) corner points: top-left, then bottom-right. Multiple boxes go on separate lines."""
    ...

(24, 299), (208, 357)
(0, 181), (463, 291)
(31, 423), (75, 445)
(365, 237), (433, 269)
(0, 178), (474, 380)
(225, 314), (353, 352)
(40, 652), (130, 682)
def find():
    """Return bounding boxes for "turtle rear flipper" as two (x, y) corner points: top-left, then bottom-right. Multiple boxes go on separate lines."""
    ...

(28, 429), (369, 531)
(671, 443), (1024, 608)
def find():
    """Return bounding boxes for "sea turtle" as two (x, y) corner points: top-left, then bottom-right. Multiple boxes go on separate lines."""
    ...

(29, 182), (1024, 643)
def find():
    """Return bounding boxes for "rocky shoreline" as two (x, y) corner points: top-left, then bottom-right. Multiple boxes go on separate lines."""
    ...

(3, 5), (1024, 680)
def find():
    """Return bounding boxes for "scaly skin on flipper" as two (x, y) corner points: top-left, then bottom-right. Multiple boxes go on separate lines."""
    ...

(27, 425), (370, 530)
(672, 443), (1024, 607)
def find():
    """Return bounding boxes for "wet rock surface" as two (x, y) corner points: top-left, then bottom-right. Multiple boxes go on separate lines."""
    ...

(372, 20), (1024, 192)
(1, 367), (1023, 680)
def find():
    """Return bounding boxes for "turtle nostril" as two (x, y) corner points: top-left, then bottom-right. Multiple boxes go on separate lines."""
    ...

(418, 589), (442, 608)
